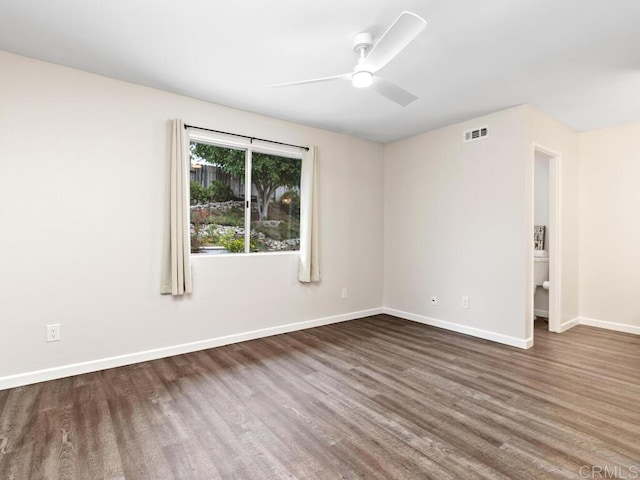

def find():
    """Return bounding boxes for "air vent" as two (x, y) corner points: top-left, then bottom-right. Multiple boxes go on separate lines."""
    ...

(463, 125), (489, 142)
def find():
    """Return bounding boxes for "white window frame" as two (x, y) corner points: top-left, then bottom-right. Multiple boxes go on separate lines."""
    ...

(188, 129), (303, 255)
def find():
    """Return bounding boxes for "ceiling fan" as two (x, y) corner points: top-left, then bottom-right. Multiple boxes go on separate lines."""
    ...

(271, 11), (427, 107)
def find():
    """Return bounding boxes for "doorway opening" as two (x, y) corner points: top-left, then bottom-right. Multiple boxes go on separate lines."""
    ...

(531, 146), (561, 337)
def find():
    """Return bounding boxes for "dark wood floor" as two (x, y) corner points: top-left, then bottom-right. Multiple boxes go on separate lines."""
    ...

(1, 315), (639, 479)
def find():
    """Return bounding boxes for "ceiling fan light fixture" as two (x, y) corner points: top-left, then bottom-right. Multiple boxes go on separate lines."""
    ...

(352, 70), (373, 88)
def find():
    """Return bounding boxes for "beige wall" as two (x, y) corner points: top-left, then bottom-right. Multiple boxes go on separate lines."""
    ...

(383, 105), (583, 346)
(534, 151), (550, 228)
(384, 106), (531, 346)
(526, 106), (581, 333)
(579, 122), (640, 333)
(0, 51), (385, 387)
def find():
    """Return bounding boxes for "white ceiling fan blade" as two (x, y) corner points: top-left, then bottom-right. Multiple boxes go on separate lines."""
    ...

(371, 77), (418, 106)
(270, 73), (351, 88)
(366, 11), (427, 72)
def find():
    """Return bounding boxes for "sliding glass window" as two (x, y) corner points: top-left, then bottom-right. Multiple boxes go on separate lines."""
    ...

(188, 136), (302, 255)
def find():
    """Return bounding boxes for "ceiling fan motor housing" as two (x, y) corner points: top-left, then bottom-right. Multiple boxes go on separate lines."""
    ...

(352, 31), (374, 87)
(352, 32), (373, 53)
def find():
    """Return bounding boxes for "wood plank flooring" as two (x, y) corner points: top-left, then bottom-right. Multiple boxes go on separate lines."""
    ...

(1, 315), (639, 479)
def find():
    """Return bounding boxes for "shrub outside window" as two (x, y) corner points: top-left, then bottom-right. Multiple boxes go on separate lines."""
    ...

(189, 138), (302, 255)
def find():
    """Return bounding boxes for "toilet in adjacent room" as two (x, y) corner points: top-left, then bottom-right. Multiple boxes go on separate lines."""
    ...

(534, 250), (549, 287)
(533, 224), (549, 319)
(534, 249), (549, 318)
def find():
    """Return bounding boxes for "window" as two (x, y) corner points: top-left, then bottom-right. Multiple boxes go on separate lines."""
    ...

(188, 134), (302, 255)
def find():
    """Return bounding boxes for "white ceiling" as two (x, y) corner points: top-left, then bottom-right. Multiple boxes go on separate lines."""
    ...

(1, 0), (639, 143)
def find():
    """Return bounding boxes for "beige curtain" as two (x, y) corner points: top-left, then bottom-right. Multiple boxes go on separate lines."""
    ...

(161, 119), (193, 295)
(299, 146), (320, 283)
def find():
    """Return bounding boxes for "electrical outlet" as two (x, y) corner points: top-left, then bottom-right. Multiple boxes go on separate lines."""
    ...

(341, 288), (348, 299)
(430, 296), (438, 306)
(46, 324), (60, 342)
(462, 296), (469, 309)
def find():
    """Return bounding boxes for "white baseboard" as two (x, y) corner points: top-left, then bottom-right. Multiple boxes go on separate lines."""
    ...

(579, 317), (640, 335)
(383, 308), (532, 349)
(0, 307), (383, 391)
(558, 317), (580, 333)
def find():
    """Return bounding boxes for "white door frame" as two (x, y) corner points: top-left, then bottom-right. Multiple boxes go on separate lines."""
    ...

(530, 144), (562, 338)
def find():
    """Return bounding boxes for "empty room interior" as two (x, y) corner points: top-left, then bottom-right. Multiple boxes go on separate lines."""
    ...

(1, 1), (639, 479)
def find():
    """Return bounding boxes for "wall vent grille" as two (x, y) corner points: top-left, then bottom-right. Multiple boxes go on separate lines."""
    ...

(463, 126), (489, 142)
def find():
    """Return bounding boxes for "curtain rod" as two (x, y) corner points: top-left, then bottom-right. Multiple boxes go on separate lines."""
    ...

(184, 124), (309, 151)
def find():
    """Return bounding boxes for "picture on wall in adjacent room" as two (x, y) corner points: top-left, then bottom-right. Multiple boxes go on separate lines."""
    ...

(534, 225), (546, 250)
